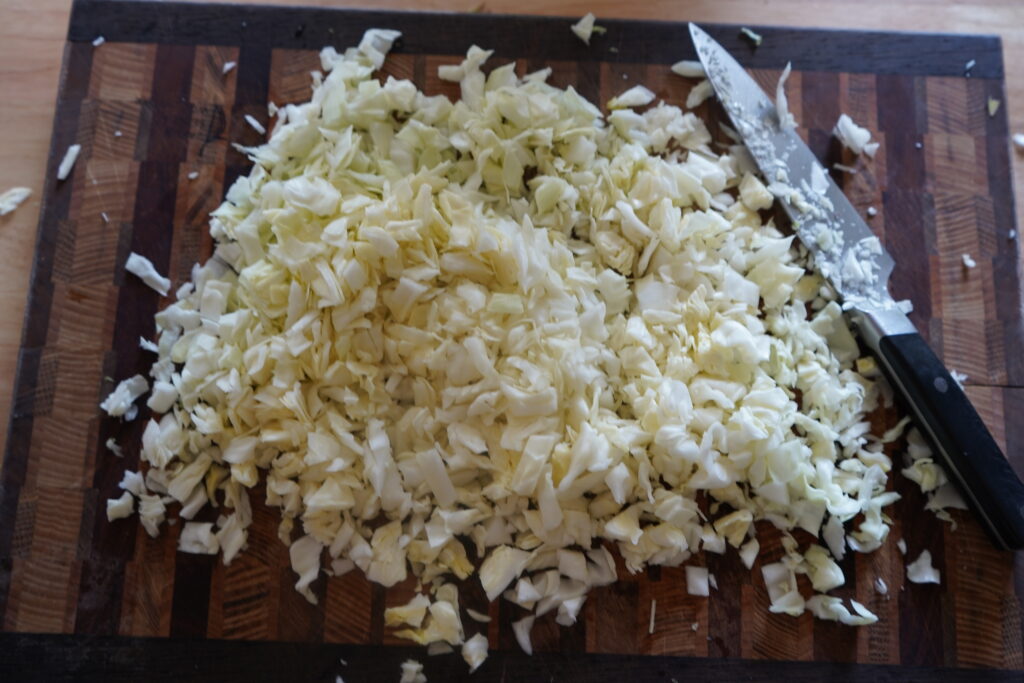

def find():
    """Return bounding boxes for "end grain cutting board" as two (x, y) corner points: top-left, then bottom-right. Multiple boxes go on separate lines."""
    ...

(2, 0), (1023, 679)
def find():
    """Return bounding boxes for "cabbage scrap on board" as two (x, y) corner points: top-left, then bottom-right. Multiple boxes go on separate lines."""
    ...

(104, 29), (924, 666)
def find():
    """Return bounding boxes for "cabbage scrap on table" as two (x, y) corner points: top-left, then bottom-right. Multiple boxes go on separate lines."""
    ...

(104, 28), (948, 668)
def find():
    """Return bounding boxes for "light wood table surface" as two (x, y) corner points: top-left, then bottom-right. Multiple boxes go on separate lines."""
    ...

(1, 0), (1022, 455)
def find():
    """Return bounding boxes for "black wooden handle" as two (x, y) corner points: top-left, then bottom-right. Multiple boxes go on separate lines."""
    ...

(879, 332), (1024, 550)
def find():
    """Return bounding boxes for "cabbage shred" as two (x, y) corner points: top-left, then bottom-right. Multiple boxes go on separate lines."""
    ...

(110, 30), (911, 651)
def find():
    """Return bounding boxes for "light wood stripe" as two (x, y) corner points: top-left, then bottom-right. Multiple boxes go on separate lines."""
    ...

(87, 43), (156, 102)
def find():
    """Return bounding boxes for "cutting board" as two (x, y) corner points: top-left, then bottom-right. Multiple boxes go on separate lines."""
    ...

(2, 0), (1023, 677)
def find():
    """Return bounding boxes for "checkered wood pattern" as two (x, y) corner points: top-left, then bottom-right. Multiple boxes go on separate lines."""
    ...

(2, 21), (1023, 670)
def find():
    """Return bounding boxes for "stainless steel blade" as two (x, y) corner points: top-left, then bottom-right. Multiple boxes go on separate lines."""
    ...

(689, 23), (899, 318)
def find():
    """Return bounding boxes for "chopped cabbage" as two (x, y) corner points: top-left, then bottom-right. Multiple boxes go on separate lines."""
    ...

(178, 521), (220, 554)
(834, 114), (879, 157)
(99, 374), (148, 418)
(670, 60), (705, 78)
(109, 31), (920, 668)
(399, 660), (427, 683)
(0, 187), (31, 216)
(512, 615), (535, 655)
(57, 144), (81, 181)
(461, 633), (488, 673)
(125, 252), (171, 296)
(106, 491), (134, 521)
(906, 549), (941, 584)
(571, 13), (604, 45)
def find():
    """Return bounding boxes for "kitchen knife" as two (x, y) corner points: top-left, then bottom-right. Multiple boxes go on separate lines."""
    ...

(689, 23), (1024, 550)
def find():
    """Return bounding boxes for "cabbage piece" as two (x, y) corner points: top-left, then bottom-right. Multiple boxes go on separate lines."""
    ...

(775, 62), (796, 130)
(480, 546), (532, 601)
(57, 144), (81, 180)
(290, 534), (324, 603)
(670, 60), (705, 78)
(100, 374), (149, 417)
(461, 633), (488, 673)
(512, 615), (535, 655)
(906, 550), (940, 584)
(685, 566), (710, 596)
(386, 594), (431, 628)
(106, 491), (134, 521)
(125, 252), (171, 296)
(608, 85), (656, 110)
(399, 660), (426, 683)
(0, 187), (31, 216)
(834, 114), (879, 157)
(179, 521), (220, 554)
(570, 13), (604, 45)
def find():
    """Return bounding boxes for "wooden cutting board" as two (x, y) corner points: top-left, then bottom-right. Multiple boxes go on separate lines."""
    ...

(2, 0), (1023, 676)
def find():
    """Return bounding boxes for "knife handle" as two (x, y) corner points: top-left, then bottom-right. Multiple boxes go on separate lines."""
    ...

(876, 331), (1024, 550)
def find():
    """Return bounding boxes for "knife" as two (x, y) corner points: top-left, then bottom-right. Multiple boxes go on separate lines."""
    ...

(688, 23), (1024, 551)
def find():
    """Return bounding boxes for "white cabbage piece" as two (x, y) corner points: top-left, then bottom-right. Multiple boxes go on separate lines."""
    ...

(106, 437), (124, 458)
(0, 187), (31, 216)
(686, 80), (714, 108)
(570, 13), (603, 45)
(216, 513), (248, 565)
(178, 521), (220, 554)
(125, 252), (171, 296)
(480, 546), (532, 601)
(137, 494), (166, 537)
(739, 173), (773, 211)
(670, 60), (705, 78)
(106, 491), (134, 521)
(834, 114), (879, 157)
(775, 62), (796, 130)
(386, 594), (432, 629)
(147, 380), (178, 413)
(461, 633), (488, 673)
(465, 608), (491, 623)
(290, 534), (324, 603)
(99, 374), (149, 417)
(512, 615), (535, 655)
(57, 144), (81, 180)
(906, 549), (941, 584)
(608, 85), (656, 110)
(685, 566), (710, 596)
(399, 659), (427, 683)
(805, 595), (877, 625)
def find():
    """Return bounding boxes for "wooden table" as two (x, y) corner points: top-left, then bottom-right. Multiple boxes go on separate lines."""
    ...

(1, 0), (1022, 461)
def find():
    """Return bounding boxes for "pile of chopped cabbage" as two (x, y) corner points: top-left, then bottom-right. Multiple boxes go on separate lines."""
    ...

(105, 28), (933, 666)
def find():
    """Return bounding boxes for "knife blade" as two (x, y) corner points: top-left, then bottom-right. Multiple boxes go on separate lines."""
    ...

(689, 22), (1024, 551)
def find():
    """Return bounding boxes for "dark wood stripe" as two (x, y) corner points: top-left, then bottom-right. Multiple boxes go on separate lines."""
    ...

(226, 43), (272, 174)
(0, 39), (95, 626)
(66, 0), (1004, 78)
(367, 582), (385, 644)
(800, 71), (840, 133)
(705, 551), (743, 658)
(275, 562), (325, 642)
(878, 74), (929, 138)
(75, 43), (196, 635)
(883, 190), (935, 326)
(897, 478), (948, 666)
(169, 555), (214, 638)
(5, 631), (1021, 682)
(233, 44), (272, 107)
